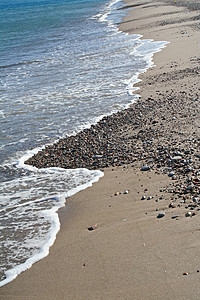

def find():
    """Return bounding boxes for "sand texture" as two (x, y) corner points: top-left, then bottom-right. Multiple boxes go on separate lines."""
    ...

(1, 0), (200, 299)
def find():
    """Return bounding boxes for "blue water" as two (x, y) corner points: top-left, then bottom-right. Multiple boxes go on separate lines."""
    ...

(0, 0), (168, 286)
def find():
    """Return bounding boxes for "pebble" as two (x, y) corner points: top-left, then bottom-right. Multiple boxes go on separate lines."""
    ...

(172, 156), (182, 161)
(157, 212), (165, 218)
(171, 214), (179, 219)
(169, 203), (176, 208)
(88, 224), (98, 231)
(124, 190), (129, 194)
(141, 165), (150, 171)
(168, 171), (175, 177)
(94, 155), (103, 158)
(185, 211), (192, 217)
(186, 185), (194, 191)
(141, 195), (146, 200)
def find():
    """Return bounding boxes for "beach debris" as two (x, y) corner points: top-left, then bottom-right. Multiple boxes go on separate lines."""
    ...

(88, 223), (98, 231)
(141, 165), (150, 171)
(157, 212), (165, 218)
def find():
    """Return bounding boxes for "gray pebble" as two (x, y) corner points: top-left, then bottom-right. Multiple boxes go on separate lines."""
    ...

(141, 165), (150, 171)
(157, 212), (165, 218)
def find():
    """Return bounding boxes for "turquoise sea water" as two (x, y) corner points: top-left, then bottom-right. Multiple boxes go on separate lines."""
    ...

(0, 0), (168, 286)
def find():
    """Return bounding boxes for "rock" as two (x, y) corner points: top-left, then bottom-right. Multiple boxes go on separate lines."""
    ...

(175, 152), (183, 157)
(141, 195), (146, 200)
(141, 165), (150, 171)
(193, 178), (200, 185)
(172, 156), (182, 162)
(114, 192), (120, 196)
(171, 214), (179, 219)
(157, 212), (165, 218)
(169, 203), (176, 208)
(185, 211), (192, 217)
(124, 190), (129, 194)
(168, 171), (175, 177)
(186, 167), (194, 173)
(186, 185), (194, 191)
(93, 155), (103, 159)
(183, 272), (188, 275)
(88, 224), (98, 231)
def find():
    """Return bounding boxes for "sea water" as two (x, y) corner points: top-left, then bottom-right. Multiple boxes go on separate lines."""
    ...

(0, 0), (168, 286)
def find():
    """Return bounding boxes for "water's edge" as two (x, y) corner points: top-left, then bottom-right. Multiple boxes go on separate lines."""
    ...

(0, 0), (169, 287)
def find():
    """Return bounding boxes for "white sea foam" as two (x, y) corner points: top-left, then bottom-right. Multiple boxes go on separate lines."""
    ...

(0, 110), (5, 118)
(97, 0), (169, 99)
(0, 151), (103, 287)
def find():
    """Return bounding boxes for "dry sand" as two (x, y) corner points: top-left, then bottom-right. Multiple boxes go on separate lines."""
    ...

(1, 0), (200, 299)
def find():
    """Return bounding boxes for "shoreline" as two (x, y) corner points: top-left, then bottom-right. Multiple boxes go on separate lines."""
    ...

(1, 0), (200, 299)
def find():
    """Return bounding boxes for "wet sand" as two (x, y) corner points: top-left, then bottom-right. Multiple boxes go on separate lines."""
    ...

(1, 0), (200, 299)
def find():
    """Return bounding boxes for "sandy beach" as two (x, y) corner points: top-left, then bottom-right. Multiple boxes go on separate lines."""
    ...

(1, 0), (200, 299)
